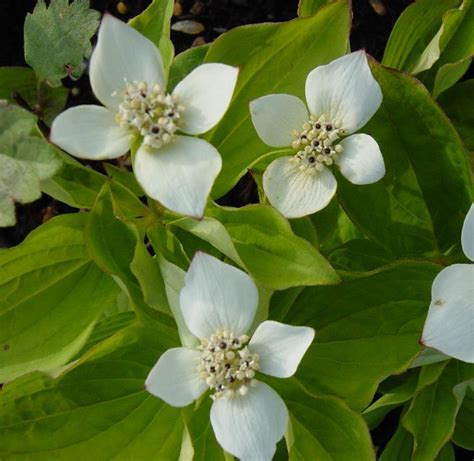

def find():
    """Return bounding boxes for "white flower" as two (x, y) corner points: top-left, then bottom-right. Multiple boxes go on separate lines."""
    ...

(421, 204), (474, 363)
(145, 252), (314, 460)
(249, 51), (385, 218)
(50, 14), (238, 219)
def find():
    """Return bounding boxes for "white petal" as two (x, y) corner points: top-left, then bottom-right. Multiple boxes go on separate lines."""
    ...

(89, 14), (165, 111)
(250, 94), (309, 148)
(50, 105), (131, 160)
(338, 133), (385, 185)
(305, 51), (382, 134)
(263, 157), (337, 218)
(180, 252), (258, 339)
(421, 264), (474, 363)
(145, 347), (207, 407)
(249, 321), (315, 378)
(134, 136), (221, 218)
(210, 381), (288, 461)
(172, 63), (238, 135)
(461, 204), (474, 261)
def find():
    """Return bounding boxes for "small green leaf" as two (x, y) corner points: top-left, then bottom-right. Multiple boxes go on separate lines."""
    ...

(281, 261), (440, 410)
(379, 424), (414, 461)
(128, 0), (174, 75)
(0, 214), (119, 383)
(382, 0), (460, 73)
(0, 104), (60, 227)
(173, 203), (339, 290)
(402, 361), (474, 460)
(24, 0), (100, 86)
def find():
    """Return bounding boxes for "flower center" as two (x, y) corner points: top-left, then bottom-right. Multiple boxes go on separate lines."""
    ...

(117, 81), (184, 149)
(198, 329), (260, 400)
(290, 114), (345, 174)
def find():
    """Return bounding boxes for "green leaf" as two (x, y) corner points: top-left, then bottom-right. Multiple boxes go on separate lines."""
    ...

(280, 261), (440, 410)
(103, 164), (144, 197)
(327, 239), (394, 272)
(297, 0), (333, 16)
(421, 0), (474, 93)
(167, 44), (210, 91)
(43, 151), (147, 218)
(438, 79), (474, 152)
(0, 214), (119, 382)
(402, 361), (474, 460)
(432, 57), (471, 98)
(269, 379), (374, 461)
(337, 62), (472, 258)
(24, 0), (100, 86)
(128, 0), (174, 75)
(0, 104), (60, 227)
(0, 324), (184, 460)
(203, 0), (350, 197)
(173, 203), (339, 290)
(41, 150), (107, 208)
(86, 183), (158, 322)
(0, 66), (68, 124)
(382, 0), (460, 73)
(184, 398), (227, 461)
(379, 424), (414, 461)
(452, 384), (474, 450)
(363, 371), (419, 429)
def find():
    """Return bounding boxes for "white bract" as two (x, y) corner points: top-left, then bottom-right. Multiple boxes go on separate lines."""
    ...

(250, 51), (385, 218)
(145, 252), (314, 460)
(422, 205), (474, 363)
(50, 14), (238, 218)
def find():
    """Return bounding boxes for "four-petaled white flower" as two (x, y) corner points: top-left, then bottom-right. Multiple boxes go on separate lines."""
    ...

(250, 51), (385, 218)
(50, 14), (238, 218)
(145, 252), (314, 460)
(422, 204), (474, 363)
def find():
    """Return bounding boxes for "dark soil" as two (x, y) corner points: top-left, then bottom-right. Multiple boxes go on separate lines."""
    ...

(1, 1), (474, 459)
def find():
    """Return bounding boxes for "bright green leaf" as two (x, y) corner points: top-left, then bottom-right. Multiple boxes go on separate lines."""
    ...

(173, 203), (339, 290)
(24, 0), (100, 86)
(382, 0), (460, 73)
(0, 324), (183, 460)
(0, 214), (119, 383)
(167, 44), (210, 91)
(128, 0), (174, 75)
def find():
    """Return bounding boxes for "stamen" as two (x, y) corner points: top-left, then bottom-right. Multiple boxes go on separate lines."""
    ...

(197, 330), (260, 401)
(117, 81), (184, 149)
(291, 114), (344, 171)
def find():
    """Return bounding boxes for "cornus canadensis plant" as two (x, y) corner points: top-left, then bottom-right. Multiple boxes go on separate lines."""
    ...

(145, 252), (314, 460)
(250, 51), (385, 218)
(422, 204), (474, 363)
(50, 14), (238, 218)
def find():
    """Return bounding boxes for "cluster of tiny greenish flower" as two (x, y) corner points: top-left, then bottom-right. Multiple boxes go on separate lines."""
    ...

(198, 329), (261, 400)
(117, 81), (184, 149)
(291, 114), (345, 173)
